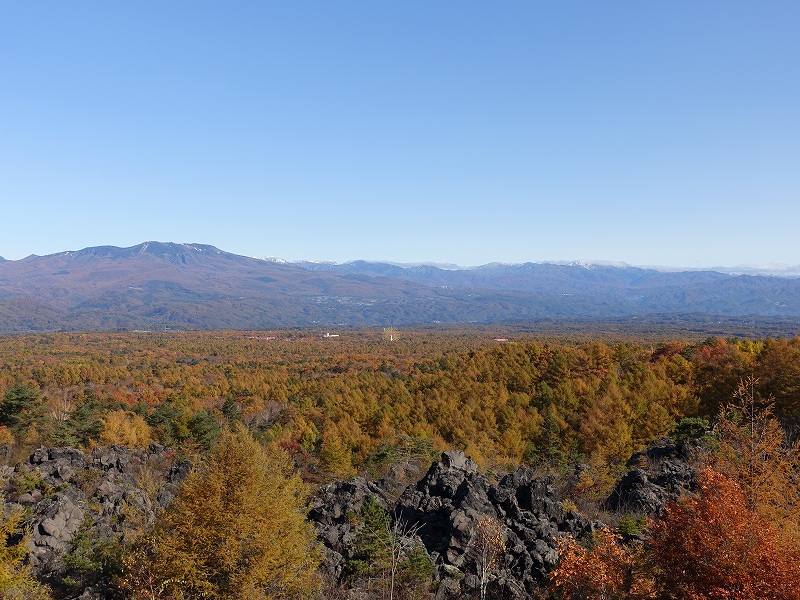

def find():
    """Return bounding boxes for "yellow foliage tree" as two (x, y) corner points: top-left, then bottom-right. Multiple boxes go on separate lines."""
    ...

(0, 425), (14, 445)
(0, 495), (52, 599)
(118, 424), (321, 599)
(99, 410), (154, 448)
(712, 377), (800, 540)
(318, 419), (356, 478)
(577, 382), (634, 463)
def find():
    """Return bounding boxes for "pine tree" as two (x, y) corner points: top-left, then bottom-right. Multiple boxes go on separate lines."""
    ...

(0, 381), (47, 440)
(347, 497), (433, 600)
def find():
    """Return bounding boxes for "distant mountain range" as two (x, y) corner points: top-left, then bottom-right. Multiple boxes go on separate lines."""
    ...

(0, 242), (799, 334)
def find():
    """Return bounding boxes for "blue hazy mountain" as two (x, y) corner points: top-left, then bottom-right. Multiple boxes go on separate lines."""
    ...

(0, 242), (798, 333)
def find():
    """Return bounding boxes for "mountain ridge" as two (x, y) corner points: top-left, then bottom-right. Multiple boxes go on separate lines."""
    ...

(1, 242), (799, 334)
(9, 242), (800, 276)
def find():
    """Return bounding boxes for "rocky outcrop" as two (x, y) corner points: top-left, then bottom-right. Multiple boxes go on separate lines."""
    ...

(310, 451), (601, 599)
(5, 441), (699, 599)
(312, 444), (700, 598)
(396, 451), (494, 566)
(605, 437), (696, 515)
(397, 451), (599, 599)
(4, 444), (184, 593)
(308, 477), (392, 580)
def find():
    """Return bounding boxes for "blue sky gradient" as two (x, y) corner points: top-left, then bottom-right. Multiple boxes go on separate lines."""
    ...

(1, 2), (798, 267)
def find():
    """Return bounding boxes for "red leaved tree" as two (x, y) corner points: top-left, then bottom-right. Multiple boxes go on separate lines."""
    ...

(649, 467), (800, 600)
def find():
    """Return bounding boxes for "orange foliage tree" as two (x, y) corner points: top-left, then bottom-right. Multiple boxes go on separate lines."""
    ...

(549, 528), (656, 600)
(649, 468), (800, 600)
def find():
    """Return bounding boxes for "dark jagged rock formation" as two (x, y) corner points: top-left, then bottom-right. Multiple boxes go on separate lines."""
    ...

(4, 442), (700, 599)
(311, 444), (700, 598)
(396, 451), (599, 599)
(309, 450), (602, 599)
(604, 437), (697, 515)
(308, 477), (392, 580)
(396, 451), (494, 565)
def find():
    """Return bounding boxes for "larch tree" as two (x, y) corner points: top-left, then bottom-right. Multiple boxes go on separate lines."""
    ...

(99, 410), (154, 448)
(0, 495), (52, 599)
(118, 424), (321, 599)
(711, 377), (800, 540)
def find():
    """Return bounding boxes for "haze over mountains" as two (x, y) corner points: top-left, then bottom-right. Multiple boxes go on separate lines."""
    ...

(1, 242), (799, 334)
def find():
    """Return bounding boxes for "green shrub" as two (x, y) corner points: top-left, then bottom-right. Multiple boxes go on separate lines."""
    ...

(617, 513), (648, 536)
(671, 417), (709, 441)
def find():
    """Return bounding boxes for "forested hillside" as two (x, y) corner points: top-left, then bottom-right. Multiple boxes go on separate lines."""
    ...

(0, 330), (799, 598)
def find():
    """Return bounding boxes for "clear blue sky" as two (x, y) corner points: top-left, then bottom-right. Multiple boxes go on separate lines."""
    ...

(1, 2), (798, 268)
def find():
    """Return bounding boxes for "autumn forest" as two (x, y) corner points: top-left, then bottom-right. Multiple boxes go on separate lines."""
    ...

(1, 329), (799, 598)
